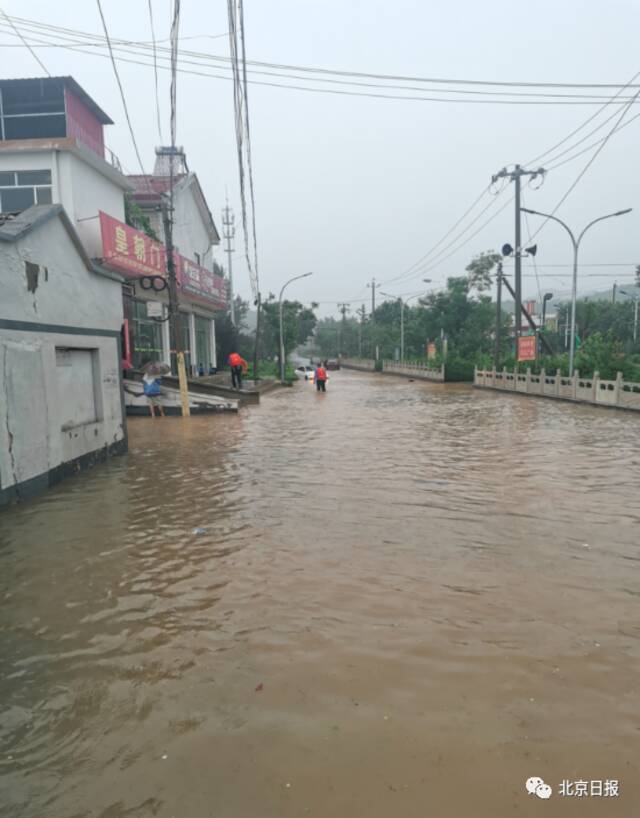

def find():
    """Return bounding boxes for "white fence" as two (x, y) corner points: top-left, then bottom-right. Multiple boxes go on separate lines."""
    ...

(341, 358), (445, 382)
(474, 367), (640, 412)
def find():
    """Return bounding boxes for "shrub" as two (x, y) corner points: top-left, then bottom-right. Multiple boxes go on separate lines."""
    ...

(444, 357), (475, 382)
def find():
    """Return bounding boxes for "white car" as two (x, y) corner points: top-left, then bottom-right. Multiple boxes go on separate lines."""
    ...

(295, 365), (315, 380)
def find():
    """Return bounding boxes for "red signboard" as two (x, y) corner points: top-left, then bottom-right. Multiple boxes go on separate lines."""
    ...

(179, 257), (228, 308)
(100, 211), (166, 278)
(427, 342), (437, 360)
(517, 334), (537, 362)
(100, 212), (228, 309)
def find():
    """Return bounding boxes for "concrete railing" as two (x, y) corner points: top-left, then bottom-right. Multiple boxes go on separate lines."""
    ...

(474, 367), (640, 412)
(341, 358), (445, 382)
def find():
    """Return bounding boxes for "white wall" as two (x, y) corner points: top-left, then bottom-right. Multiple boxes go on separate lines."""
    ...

(0, 215), (125, 499)
(60, 150), (127, 258)
(172, 180), (215, 268)
(0, 146), (128, 259)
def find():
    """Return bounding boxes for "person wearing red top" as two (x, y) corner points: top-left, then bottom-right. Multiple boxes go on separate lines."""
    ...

(315, 363), (327, 392)
(228, 351), (248, 389)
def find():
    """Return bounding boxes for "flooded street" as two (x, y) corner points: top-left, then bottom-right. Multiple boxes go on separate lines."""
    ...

(1, 370), (640, 818)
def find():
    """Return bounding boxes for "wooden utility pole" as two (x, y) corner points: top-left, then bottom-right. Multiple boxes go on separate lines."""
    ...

(162, 199), (190, 417)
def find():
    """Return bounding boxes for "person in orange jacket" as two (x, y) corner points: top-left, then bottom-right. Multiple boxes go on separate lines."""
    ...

(228, 351), (248, 389)
(315, 362), (328, 392)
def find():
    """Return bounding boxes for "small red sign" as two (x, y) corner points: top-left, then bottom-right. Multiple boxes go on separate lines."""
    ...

(100, 211), (166, 278)
(427, 342), (437, 360)
(517, 334), (537, 362)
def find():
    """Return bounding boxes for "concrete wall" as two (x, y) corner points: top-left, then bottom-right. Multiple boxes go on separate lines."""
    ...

(341, 358), (445, 382)
(59, 149), (126, 258)
(474, 367), (640, 412)
(0, 215), (126, 505)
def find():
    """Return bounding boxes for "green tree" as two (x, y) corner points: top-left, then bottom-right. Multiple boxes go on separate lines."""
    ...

(124, 194), (158, 241)
(466, 250), (502, 292)
(260, 298), (318, 363)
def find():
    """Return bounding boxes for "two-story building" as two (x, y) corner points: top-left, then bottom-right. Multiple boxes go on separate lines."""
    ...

(0, 76), (129, 504)
(123, 146), (224, 375)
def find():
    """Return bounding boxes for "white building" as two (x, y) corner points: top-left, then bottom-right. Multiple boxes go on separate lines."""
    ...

(125, 147), (224, 375)
(0, 205), (126, 506)
(0, 76), (129, 504)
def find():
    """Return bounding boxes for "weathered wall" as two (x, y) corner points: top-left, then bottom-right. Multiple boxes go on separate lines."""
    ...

(0, 214), (126, 505)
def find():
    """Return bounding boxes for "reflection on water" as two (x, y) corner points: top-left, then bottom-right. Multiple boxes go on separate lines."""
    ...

(1, 371), (639, 817)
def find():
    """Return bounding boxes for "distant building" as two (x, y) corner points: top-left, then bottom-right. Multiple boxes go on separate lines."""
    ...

(0, 206), (126, 506)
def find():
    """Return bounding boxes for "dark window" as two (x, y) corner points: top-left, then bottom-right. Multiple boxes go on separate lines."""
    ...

(0, 187), (35, 212)
(17, 170), (51, 185)
(1, 83), (65, 116)
(3, 115), (66, 140)
(36, 187), (53, 204)
(0, 172), (15, 186)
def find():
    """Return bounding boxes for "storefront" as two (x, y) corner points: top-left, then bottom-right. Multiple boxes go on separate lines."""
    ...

(99, 212), (227, 376)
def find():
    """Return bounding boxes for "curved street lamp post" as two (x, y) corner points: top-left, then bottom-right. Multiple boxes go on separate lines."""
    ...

(279, 272), (313, 383)
(522, 207), (632, 376)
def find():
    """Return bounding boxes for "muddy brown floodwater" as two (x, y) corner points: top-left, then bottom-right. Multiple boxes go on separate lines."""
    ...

(1, 370), (640, 818)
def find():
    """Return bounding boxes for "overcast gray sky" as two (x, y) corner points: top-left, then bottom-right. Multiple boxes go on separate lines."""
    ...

(3, 0), (639, 316)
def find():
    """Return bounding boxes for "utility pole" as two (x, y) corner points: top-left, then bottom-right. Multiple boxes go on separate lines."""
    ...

(222, 201), (236, 326)
(161, 176), (190, 417)
(494, 260), (503, 369)
(253, 292), (261, 383)
(612, 281), (617, 303)
(356, 303), (366, 357)
(337, 302), (349, 355)
(367, 278), (380, 322)
(491, 165), (545, 352)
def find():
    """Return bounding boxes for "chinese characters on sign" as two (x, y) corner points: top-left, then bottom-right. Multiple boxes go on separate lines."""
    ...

(559, 780), (619, 798)
(100, 212), (228, 309)
(100, 212), (165, 278)
(517, 334), (537, 362)
(179, 257), (228, 309)
(525, 776), (620, 800)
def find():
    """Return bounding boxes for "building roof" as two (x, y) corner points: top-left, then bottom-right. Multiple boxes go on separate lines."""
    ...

(127, 173), (188, 200)
(0, 204), (122, 283)
(128, 171), (220, 245)
(0, 76), (113, 125)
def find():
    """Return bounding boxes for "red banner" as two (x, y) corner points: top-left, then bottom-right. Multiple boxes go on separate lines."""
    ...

(517, 334), (537, 362)
(100, 211), (166, 278)
(179, 257), (228, 308)
(100, 212), (228, 308)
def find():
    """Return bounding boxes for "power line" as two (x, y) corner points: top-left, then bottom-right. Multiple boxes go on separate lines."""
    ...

(8, 13), (640, 91)
(3, 16), (640, 104)
(94, 0), (146, 176)
(147, 0), (163, 143)
(0, 8), (49, 74)
(526, 79), (640, 243)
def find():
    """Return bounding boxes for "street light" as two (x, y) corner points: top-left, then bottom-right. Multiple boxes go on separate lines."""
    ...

(522, 207), (632, 376)
(619, 289), (640, 343)
(279, 272), (313, 382)
(380, 280), (431, 361)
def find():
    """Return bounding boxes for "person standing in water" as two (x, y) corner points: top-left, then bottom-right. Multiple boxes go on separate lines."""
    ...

(315, 362), (327, 392)
(228, 351), (248, 389)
